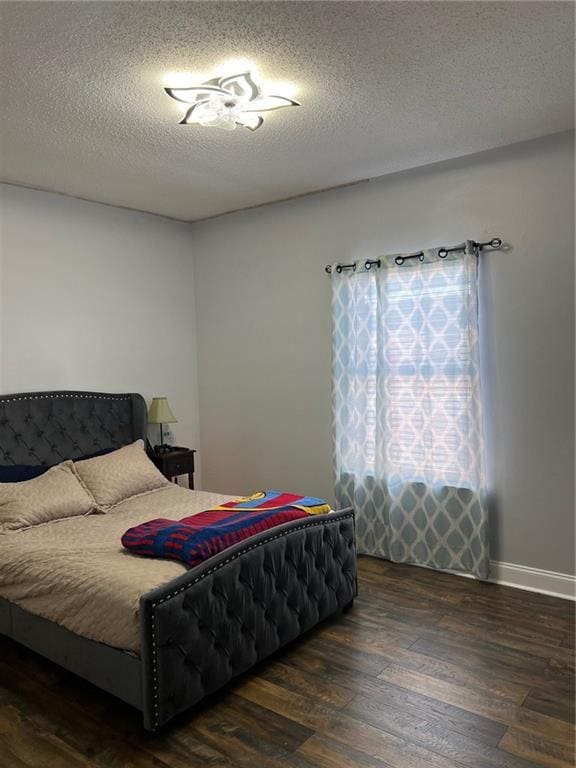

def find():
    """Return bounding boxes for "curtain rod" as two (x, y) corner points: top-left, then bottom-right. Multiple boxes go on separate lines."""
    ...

(324, 237), (502, 274)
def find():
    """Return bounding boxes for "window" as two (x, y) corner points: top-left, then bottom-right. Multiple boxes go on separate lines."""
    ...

(333, 256), (482, 491)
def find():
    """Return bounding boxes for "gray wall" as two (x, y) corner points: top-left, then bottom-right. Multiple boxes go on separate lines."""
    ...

(0, 184), (199, 454)
(192, 132), (575, 575)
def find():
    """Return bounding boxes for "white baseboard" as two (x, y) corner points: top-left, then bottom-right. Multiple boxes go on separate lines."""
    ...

(378, 556), (575, 601)
(488, 560), (575, 601)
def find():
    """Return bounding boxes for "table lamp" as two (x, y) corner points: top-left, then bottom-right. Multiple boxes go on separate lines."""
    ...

(148, 397), (177, 453)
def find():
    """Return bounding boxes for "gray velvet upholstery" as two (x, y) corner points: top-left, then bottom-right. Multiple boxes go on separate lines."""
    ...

(140, 508), (356, 729)
(0, 391), (147, 464)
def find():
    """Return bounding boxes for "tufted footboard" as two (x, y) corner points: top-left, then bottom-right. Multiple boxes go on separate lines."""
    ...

(139, 508), (356, 730)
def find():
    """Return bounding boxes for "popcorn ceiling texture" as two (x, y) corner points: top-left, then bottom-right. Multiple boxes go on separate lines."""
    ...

(0, 1), (573, 221)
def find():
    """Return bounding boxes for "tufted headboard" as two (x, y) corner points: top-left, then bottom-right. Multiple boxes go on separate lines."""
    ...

(0, 391), (147, 465)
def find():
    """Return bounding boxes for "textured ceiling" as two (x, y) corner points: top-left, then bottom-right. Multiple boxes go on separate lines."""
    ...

(0, 1), (574, 221)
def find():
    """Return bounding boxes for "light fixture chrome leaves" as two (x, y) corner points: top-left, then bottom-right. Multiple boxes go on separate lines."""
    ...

(165, 71), (299, 132)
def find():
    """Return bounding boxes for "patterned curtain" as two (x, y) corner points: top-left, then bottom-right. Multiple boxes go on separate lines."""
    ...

(331, 243), (489, 578)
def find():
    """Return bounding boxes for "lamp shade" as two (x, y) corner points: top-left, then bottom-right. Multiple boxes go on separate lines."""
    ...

(148, 397), (177, 425)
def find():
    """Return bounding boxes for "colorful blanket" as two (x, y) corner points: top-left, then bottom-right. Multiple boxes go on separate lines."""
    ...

(214, 490), (330, 516)
(121, 491), (330, 568)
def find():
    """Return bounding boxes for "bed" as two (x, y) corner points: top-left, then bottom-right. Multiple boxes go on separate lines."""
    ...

(0, 390), (357, 730)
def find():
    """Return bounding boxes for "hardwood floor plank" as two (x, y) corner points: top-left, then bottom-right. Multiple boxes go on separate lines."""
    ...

(439, 607), (566, 647)
(470, 584), (574, 617)
(512, 709), (576, 750)
(0, 704), (94, 768)
(524, 686), (575, 725)
(350, 678), (507, 745)
(233, 676), (351, 733)
(354, 591), (444, 625)
(254, 660), (355, 708)
(0, 664), (181, 768)
(183, 696), (317, 768)
(343, 694), (540, 768)
(342, 598), (444, 635)
(500, 728), (576, 768)
(233, 677), (466, 768)
(281, 643), (505, 745)
(436, 616), (574, 662)
(377, 664), (524, 721)
(282, 632), (390, 679)
(314, 615), (420, 653)
(377, 664), (575, 747)
(358, 570), (464, 606)
(0, 738), (30, 768)
(359, 642), (531, 703)
(278, 643), (398, 703)
(543, 658), (576, 697)
(410, 636), (555, 688)
(207, 692), (315, 754)
(457, 595), (573, 634)
(297, 734), (396, 768)
(144, 729), (236, 768)
(1, 658), (231, 768)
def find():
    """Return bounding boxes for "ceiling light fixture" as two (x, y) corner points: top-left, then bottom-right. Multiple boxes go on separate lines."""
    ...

(164, 71), (300, 132)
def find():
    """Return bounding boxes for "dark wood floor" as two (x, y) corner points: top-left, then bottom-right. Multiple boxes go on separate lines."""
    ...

(0, 556), (574, 768)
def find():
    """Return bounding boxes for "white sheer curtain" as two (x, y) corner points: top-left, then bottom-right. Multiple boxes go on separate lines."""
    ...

(331, 243), (489, 578)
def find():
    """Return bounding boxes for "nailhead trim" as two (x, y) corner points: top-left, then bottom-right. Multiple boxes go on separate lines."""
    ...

(146, 511), (355, 728)
(0, 393), (130, 403)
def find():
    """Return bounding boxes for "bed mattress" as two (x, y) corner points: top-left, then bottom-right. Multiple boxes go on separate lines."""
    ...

(0, 486), (234, 653)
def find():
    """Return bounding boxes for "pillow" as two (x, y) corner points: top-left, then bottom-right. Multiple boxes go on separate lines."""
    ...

(0, 461), (99, 533)
(73, 439), (169, 508)
(0, 465), (49, 483)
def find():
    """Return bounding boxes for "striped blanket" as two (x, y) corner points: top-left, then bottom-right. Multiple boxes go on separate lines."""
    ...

(121, 491), (330, 567)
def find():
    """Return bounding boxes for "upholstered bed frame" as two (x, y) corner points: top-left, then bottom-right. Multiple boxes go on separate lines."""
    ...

(0, 391), (357, 730)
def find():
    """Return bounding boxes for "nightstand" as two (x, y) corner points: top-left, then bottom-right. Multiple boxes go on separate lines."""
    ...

(150, 448), (196, 489)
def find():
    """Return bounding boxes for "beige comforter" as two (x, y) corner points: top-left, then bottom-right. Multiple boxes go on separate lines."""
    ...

(0, 486), (235, 654)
